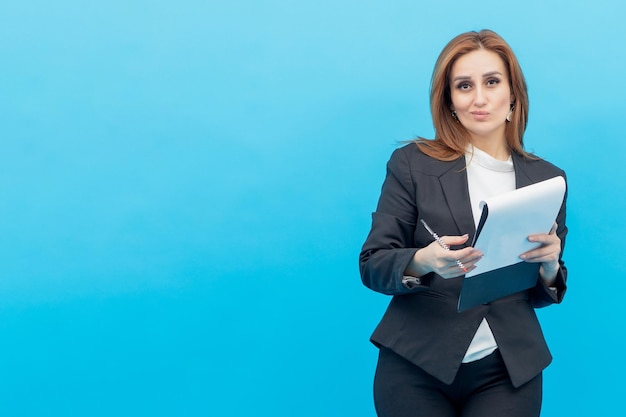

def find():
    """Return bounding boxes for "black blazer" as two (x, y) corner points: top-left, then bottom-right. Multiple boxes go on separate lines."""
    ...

(359, 143), (568, 388)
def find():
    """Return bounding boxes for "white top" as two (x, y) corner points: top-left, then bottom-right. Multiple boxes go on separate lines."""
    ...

(462, 144), (515, 363)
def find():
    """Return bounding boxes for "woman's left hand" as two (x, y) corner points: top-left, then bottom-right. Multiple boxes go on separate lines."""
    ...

(520, 222), (561, 285)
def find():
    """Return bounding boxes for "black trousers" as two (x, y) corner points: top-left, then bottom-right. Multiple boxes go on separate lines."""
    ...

(373, 347), (542, 417)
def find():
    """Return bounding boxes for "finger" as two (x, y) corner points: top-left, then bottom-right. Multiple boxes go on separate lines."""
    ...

(446, 251), (482, 275)
(528, 233), (560, 245)
(454, 246), (483, 260)
(439, 263), (469, 279)
(522, 243), (555, 257)
(458, 254), (482, 269)
(439, 234), (470, 247)
(521, 252), (548, 263)
(438, 248), (482, 267)
(520, 246), (559, 263)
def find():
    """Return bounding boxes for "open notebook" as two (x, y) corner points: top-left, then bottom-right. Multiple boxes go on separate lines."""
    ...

(457, 176), (566, 311)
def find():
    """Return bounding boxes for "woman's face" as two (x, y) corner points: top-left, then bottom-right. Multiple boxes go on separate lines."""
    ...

(449, 49), (514, 146)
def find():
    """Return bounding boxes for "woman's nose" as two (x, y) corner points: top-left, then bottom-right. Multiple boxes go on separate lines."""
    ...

(474, 87), (487, 106)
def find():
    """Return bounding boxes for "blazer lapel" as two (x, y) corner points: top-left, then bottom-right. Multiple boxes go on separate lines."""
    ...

(512, 152), (534, 189)
(438, 156), (477, 244)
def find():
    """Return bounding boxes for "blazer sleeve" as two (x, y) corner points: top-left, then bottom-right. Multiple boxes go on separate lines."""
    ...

(529, 171), (569, 308)
(359, 147), (426, 295)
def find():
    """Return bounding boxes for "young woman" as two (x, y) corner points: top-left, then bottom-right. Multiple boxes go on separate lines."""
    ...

(359, 30), (568, 417)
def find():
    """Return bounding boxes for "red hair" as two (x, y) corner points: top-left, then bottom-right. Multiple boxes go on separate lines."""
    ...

(416, 30), (532, 160)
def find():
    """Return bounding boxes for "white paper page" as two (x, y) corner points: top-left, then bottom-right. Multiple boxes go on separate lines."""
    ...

(466, 176), (566, 278)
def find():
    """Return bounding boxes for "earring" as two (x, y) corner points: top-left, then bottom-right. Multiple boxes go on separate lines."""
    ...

(506, 105), (515, 122)
(451, 110), (459, 122)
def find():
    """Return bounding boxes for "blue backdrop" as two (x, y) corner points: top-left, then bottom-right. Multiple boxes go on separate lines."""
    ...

(1, 1), (624, 415)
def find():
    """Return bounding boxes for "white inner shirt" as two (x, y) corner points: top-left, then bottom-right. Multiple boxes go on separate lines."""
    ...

(462, 144), (515, 363)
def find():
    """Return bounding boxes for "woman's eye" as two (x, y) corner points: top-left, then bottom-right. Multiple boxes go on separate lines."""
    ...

(457, 83), (471, 90)
(487, 78), (500, 86)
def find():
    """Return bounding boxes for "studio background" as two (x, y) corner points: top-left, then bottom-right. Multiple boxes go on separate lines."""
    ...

(1, 1), (623, 415)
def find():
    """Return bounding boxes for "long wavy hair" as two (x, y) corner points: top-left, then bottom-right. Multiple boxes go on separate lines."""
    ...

(416, 30), (532, 161)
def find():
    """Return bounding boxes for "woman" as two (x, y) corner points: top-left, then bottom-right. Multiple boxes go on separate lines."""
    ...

(359, 30), (568, 417)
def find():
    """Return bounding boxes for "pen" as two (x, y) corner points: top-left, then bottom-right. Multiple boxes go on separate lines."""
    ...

(420, 219), (468, 273)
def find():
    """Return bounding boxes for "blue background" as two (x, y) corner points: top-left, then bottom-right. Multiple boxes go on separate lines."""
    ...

(1, 1), (624, 415)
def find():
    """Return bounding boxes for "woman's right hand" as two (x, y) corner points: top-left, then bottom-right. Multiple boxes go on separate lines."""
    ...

(404, 234), (483, 279)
